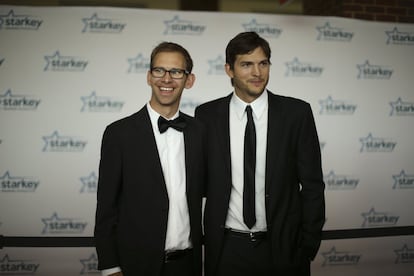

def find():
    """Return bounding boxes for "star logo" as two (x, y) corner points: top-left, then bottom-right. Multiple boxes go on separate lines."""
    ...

(321, 246), (361, 266)
(81, 91), (124, 112)
(42, 131), (87, 152)
(318, 95), (356, 115)
(0, 254), (40, 273)
(316, 22), (353, 41)
(127, 53), (150, 73)
(0, 10), (43, 30)
(394, 244), (414, 264)
(385, 27), (414, 45)
(357, 60), (393, 79)
(80, 172), (98, 193)
(392, 170), (414, 189)
(285, 57), (323, 77)
(80, 253), (99, 274)
(389, 97), (414, 116)
(361, 207), (399, 227)
(0, 89), (41, 110)
(242, 19), (282, 38)
(163, 15), (206, 35)
(208, 55), (225, 75)
(0, 171), (39, 192)
(44, 51), (88, 72)
(324, 170), (359, 190)
(359, 133), (396, 152)
(82, 13), (110, 32)
(82, 13), (126, 33)
(41, 212), (88, 234)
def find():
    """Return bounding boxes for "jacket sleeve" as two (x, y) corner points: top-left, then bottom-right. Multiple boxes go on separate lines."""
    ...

(297, 103), (325, 260)
(94, 125), (122, 270)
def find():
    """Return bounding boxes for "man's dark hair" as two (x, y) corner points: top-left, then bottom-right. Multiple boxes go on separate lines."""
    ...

(225, 32), (271, 69)
(150, 42), (193, 73)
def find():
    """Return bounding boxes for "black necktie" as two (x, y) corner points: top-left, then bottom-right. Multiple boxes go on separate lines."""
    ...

(158, 116), (186, 133)
(243, 105), (256, 229)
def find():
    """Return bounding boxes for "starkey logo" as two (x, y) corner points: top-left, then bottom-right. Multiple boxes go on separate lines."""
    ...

(81, 91), (124, 112)
(357, 60), (393, 79)
(80, 253), (99, 274)
(208, 55), (225, 75)
(386, 27), (414, 45)
(127, 53), (150, 73)
(80, 172), (98, 193)
(390, 97), (414, 116)
(285, 57), (323, 77)
(394, 244), (414, 264)
(321, 246), (361, 266)
(44, 51), (88, 72)
(319, 96), (357, 115)
(163, 15), (206, 35)
(359, 133), (396, 153)
(316, 22), (353, 42)
(0, 171), (39, 192)
(0, 89), (41, 110)
(41, 212), (87, 234)
(0, 254), (40, 274)
(82, 13), (126, 33)
(0, 9), (43, 30)
(324, 170), (359, 190)
(361, 207), (399, 228)
(392, 170), (414, 189)
(242, 19), (282, 38)
(42, 131), (87, 152)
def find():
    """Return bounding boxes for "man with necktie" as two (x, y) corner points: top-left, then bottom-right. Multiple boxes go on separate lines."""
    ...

(195, 31), (325, 276)
(95, 42), (205, 276)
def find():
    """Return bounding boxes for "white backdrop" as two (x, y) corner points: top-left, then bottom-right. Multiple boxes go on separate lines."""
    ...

(0, 5), (413, 275)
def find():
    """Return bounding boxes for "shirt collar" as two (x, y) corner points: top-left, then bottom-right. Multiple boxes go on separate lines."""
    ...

(230, 90), (268, 120)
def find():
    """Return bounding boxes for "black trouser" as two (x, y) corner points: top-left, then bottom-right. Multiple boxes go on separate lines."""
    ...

(161, 249), (194, 276)
(216, 230), (310, 276)
(217, 230), (273, 276)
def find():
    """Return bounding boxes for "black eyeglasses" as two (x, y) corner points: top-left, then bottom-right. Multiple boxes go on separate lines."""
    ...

(150, 67), (189, 79)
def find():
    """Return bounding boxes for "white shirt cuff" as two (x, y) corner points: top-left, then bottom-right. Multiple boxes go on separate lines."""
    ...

(101, 267), (121, 276)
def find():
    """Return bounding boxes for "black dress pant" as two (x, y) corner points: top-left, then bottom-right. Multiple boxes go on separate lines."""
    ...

(216, 230), (311, 276)
(161, 249), (194, 276)
(216, 230), (273, 276)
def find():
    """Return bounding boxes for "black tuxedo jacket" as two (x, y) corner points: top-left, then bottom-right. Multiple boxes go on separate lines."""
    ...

(94, 106), (205, 276)
(195, 91), (325, 276)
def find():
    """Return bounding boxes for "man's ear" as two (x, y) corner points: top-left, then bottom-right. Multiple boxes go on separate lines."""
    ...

(185, 73), (195, 89)
(146, 70), (151, 85)
(225, 63), (234, 79)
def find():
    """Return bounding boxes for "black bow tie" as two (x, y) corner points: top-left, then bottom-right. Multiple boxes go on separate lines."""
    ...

(158, 116), (186, 133)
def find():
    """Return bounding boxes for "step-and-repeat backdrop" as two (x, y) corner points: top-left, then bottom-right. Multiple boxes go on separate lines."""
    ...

(1, 5), (413, 275)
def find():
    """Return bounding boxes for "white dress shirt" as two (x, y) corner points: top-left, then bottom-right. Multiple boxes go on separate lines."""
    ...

(101, 103), (191, 276)
(147, 103), (192, 251)
(226, 91), (268, 232)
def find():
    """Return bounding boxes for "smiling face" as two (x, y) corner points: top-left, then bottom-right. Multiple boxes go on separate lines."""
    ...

(225, 46), (270, 103)
(147, 51), (195, 118)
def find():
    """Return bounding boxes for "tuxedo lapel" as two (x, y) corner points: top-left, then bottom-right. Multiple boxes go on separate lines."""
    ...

(217, 95), (232, 175)
(265, 93), (287, 220)
(265, 93), (280, 192)
(131, 107), (168, 199)
(182, 114), (196, 192)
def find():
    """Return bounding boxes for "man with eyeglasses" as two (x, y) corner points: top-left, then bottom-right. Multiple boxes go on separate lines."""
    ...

(95, 42), (205, 276)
